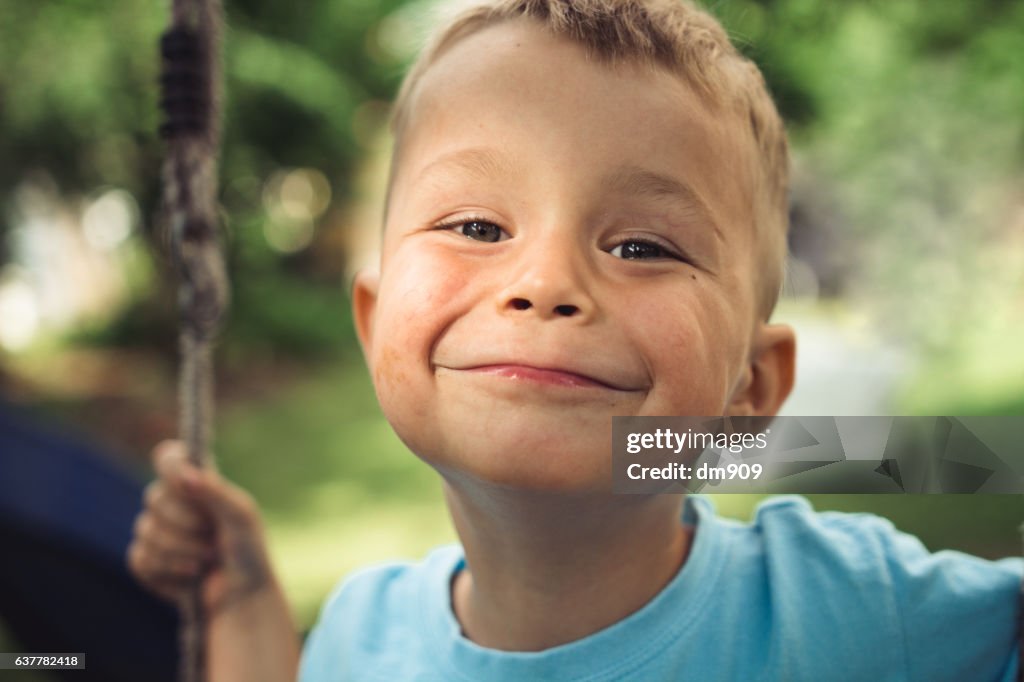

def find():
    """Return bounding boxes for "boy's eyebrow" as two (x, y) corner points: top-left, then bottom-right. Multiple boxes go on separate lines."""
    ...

(414, 147), (514, 187)
(414, 148), (722, 240)
(605, 166), (723, 240)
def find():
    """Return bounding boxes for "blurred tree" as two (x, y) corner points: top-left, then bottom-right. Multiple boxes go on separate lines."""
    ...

(0, 0), (414, 359)
(1, 0), (1022, 377)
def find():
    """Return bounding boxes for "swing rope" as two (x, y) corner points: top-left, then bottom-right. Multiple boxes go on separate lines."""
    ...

(158, 0), (228, 680)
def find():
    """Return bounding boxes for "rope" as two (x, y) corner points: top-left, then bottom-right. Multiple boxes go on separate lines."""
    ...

(158, 0), (227, 680)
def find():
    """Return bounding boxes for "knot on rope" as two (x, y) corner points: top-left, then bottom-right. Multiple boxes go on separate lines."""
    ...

(159, 13), (228, 345)
(159, 26), (210, 139)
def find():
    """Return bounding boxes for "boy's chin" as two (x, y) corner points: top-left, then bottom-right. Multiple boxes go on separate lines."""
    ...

(414, 427), (614, 495)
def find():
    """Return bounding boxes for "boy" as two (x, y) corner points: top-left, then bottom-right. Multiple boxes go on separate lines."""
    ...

(127, 0), (1024, 679)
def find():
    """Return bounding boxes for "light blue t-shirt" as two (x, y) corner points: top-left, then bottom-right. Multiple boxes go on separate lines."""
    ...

(300, 495), (1023, 681)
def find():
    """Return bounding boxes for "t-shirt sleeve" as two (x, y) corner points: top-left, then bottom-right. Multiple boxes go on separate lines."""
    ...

(299, 565), (393, 675)
(880, 520), (1024, 681)
(299, 578), (349, 681)
(298, 560), (426, 681)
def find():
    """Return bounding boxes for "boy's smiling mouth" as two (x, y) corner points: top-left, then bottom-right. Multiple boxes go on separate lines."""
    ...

(434, 362), (648, 393)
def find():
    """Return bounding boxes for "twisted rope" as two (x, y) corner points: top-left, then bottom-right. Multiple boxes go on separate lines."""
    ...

(158, 0), (227, 680)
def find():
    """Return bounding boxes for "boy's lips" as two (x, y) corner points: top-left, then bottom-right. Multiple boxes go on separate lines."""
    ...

(436, 362), (647, 392)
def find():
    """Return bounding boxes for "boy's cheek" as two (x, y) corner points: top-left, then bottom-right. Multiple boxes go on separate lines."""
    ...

(385, 244), (477, 308)
(621, 293), (743, 412)
(368, 254), (473, 399)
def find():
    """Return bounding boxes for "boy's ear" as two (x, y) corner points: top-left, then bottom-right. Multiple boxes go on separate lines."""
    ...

(351, 267), (380, 356)
(727, 323), (796, 417)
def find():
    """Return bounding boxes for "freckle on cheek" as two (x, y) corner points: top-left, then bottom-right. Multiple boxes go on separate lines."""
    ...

(374, 344), (406, 395)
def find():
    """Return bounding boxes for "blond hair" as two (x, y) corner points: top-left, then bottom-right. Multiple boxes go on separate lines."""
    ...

(388, 0), (789, 319)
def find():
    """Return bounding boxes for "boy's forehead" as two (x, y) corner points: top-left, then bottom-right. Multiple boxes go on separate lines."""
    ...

(390, 18), (758, 246)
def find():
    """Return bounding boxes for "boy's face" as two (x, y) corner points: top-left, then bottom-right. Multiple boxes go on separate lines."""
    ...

(355, 18), (777, 493)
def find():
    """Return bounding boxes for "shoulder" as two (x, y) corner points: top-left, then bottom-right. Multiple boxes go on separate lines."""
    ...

(707, 495), (913, 617)
(706, 494), (902, 572)
(747, 494), (1023, 578)
(299, 545), (463, 681)
(729, 495), (1023, 681)
(749, 493), (895, 541)
(741, 494), (1023, 589)
(317, 544), (461, 634)
(750, 494), (903, 562)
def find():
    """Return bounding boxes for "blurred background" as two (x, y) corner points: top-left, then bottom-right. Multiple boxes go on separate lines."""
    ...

(0, 0), (1022, 679)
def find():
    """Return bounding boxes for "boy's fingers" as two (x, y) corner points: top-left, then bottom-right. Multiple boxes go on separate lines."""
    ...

(147, 581), (187, 604)
(151, 441), (257, 531)
(187, 469), (260, 532)
(134, 514), (215, 559)
(143, 482), (211, 535)
(127, 544), (200, 601)
(153, 439), (197, 495)
(128, 541), (190, 582)
(132, 516), (214, 569)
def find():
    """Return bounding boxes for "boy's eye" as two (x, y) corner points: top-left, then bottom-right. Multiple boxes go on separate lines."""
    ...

(451, 220), (507, 243)
(609, 240), (674, 260)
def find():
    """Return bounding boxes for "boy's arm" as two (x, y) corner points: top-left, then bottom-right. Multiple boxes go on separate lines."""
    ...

(881, 522), (1023, 682)
(207, 576), (301, 682)
(127, 441), (300, 682)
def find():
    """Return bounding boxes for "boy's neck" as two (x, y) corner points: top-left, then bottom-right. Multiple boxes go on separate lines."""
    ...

(443, 480), (692, 652)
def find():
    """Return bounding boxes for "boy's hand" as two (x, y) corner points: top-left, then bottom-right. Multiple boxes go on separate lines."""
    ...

(127, 440), (299, 682)
(127, 440), (272, 615)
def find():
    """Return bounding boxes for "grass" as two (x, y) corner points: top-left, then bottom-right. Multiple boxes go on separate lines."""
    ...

(895, 312), (1024, 416)
(213, 352), (455, 629)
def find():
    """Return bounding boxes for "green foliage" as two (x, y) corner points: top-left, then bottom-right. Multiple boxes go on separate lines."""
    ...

(0, 0), (410, 196)
(716, 0), (1024, 409)
(222, 269), (357, 361)
(4, 0), (1022, 382)
(0, 0), (411, 360)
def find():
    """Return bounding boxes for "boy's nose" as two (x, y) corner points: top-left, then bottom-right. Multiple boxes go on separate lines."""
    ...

(507, 297), (580, 318)
(496, 249), (595, 322)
